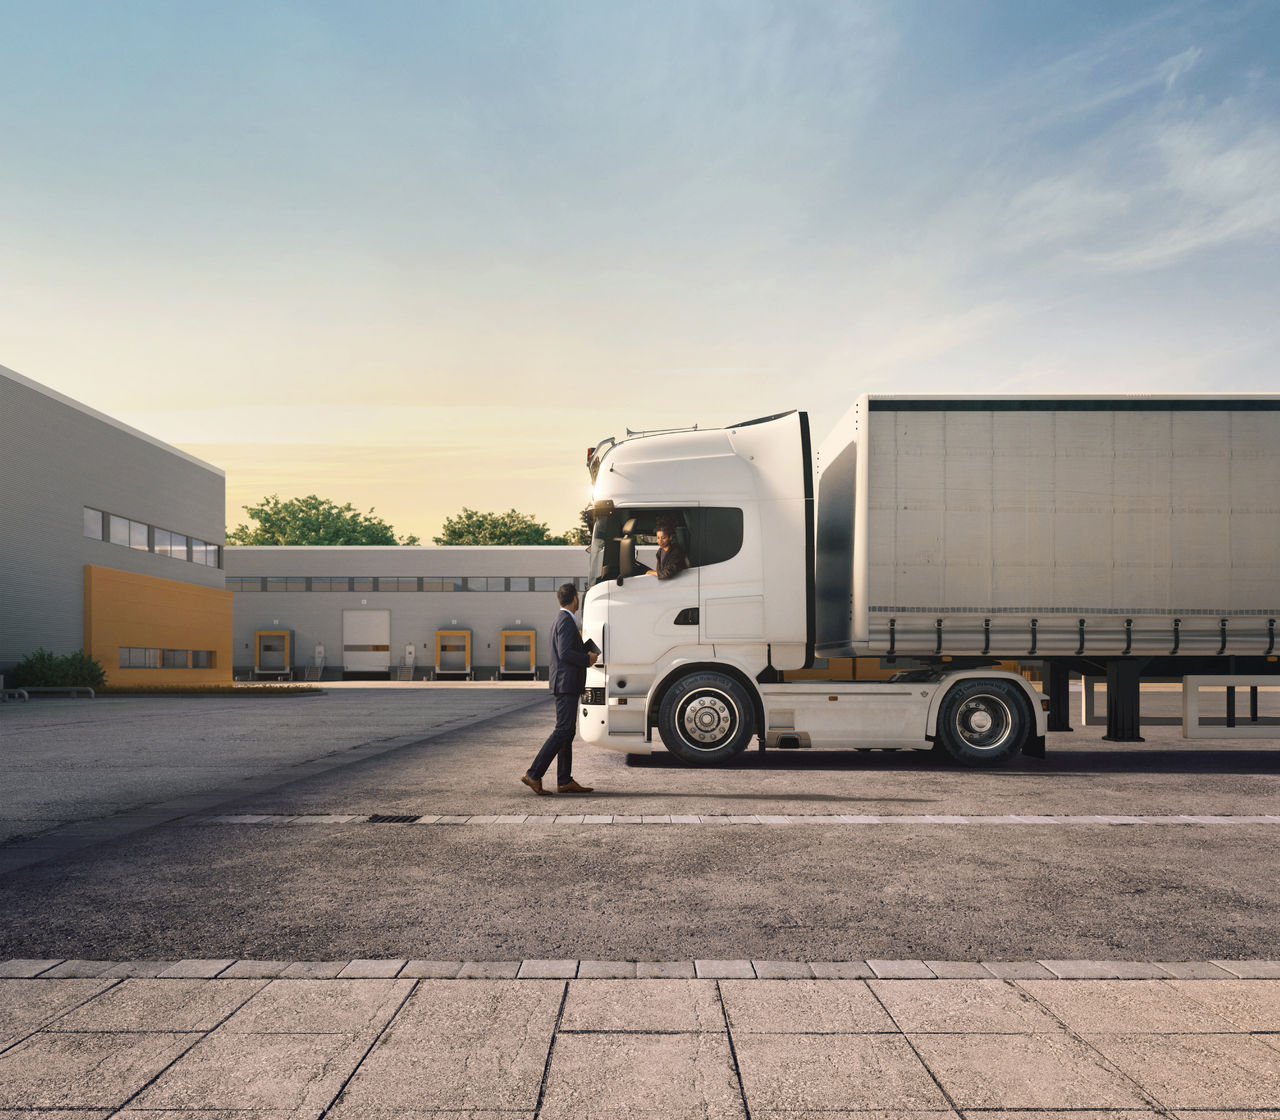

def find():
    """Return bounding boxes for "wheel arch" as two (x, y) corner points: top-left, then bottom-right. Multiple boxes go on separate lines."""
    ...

(648, 661), (765, 742)
(925, 670), (1047, 747)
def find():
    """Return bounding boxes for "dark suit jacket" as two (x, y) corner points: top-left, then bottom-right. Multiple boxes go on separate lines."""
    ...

(548, 608), (589, 695)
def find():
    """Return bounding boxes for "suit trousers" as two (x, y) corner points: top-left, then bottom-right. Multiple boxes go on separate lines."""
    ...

(528, 692), (578, 786)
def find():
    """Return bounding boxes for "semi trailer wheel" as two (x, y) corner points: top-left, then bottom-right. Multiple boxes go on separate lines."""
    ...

(658, 672), (755, 766)
(936, 679), (1029, 765)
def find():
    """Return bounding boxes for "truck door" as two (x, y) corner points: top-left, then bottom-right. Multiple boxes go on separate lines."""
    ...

(605, 507), (700, 674)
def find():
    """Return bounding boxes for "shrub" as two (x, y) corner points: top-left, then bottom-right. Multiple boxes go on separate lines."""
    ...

(12, 648), (106, 689)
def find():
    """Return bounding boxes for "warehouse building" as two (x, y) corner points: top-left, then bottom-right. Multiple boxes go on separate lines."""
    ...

(226, 545), (589, 680)
(0, 363), (591, 687)
(0, 364), (231, 685)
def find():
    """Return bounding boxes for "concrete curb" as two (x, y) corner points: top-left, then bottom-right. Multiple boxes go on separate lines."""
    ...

(4, 957), (1277, 979)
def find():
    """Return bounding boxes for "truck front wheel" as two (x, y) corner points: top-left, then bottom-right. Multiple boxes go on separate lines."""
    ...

(658, 672), (755, 766)
(936, 679), (1028, 765)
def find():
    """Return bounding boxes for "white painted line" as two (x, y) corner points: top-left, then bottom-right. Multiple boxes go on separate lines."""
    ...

(196, 812), (1280, 827)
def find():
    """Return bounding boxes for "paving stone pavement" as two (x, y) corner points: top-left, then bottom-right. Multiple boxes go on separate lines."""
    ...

(1, 961), (1277, 1116)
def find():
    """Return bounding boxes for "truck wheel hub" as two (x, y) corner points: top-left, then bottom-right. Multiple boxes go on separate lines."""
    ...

(685, 696), (731, 743)
(955, 696), (1010, 749)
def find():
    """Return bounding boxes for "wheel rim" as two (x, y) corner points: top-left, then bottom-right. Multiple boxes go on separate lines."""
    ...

(677, 689), (738, 751)
(952, 694), (1013, 752)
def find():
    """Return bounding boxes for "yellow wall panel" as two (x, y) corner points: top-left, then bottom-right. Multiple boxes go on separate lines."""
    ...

(84, 565), (233, 685)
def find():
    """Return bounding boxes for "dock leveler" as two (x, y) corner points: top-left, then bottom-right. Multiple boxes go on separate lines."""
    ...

(498, 629), (536, 679)
(434, 630), (473, 680)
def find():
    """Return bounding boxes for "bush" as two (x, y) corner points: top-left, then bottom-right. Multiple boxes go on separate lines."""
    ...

(12, 648), (106, 689)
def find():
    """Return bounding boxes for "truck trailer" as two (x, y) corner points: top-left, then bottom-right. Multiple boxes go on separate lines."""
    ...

(578, 396), (1280, 765)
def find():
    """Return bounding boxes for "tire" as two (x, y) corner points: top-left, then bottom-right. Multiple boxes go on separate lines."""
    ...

(936, 679), (1029, 765)
(658, 672), (756, 766)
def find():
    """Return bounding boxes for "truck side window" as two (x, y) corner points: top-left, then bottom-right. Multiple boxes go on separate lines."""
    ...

(588, 507), (744, 587)
(691, 507), (744, 567)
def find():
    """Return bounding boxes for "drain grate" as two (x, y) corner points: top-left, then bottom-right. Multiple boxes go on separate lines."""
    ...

(365, 814), (422, 824)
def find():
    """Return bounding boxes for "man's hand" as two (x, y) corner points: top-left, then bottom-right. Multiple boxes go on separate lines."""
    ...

(587, 651), (599, 666)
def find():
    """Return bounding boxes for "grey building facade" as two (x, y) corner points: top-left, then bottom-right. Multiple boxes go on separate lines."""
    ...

(226, 545), (589, 679)
(0, 365), (231, 683)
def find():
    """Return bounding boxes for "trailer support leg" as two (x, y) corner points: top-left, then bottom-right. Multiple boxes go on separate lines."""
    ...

(1046, 662), (1073, 733)
(1103, 659), (1146, 742)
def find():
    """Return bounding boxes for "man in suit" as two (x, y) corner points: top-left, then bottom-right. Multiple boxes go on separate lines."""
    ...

(522, 582), (598, 795)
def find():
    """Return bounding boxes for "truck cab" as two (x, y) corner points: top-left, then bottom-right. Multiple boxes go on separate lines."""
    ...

(580, 413), (813, 755)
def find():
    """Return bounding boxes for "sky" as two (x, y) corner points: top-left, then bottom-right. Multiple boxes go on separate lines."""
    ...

(3, 0), (1278, 543)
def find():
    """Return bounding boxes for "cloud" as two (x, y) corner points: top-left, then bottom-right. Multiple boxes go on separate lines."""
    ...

(1070, 112), (1280, 271)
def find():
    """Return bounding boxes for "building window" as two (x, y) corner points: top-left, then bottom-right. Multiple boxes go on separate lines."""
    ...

(119, 647), (159, 668)
(156, 529), (184, 559)
(191, 650), (215, 668)
(94, 508), (220, 568)
(221, 574), (588, 595)
(378, 577), (419, 592)
(191, 539), (221, 567)
(423, 577), (463, 592)
(154, 530), (188, 561)
(161, 649), (188, 668)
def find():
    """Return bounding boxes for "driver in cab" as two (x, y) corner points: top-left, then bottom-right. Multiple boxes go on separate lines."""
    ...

(640, 514), (689, 580)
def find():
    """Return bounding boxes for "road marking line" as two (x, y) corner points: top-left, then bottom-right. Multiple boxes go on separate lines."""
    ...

(194, 813), (1280, 827)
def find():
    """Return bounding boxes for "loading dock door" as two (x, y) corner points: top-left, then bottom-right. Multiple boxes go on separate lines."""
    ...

(343, 610), (391, 672)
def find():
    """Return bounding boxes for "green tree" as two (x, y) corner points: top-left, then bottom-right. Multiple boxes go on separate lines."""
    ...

(568, 504), (594, 546)
(227, 494), (420, 545)
(433, 507), (574, 546)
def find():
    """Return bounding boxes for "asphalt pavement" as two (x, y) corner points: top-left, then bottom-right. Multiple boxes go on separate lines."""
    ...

(2, 683), (1279, 1114)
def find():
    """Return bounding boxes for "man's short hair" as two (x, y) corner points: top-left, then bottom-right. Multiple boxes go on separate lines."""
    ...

(556, 582), (578, 606)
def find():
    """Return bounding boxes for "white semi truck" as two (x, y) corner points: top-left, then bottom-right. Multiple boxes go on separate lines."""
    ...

(578, 396), (1280, 765)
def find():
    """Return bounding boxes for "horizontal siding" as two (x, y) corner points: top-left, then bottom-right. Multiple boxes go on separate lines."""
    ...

(0, 371), (225, 671)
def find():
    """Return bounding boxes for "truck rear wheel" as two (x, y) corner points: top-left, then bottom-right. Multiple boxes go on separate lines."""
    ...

(937, 679), (1028, 765)
(658, 672), (755, 766)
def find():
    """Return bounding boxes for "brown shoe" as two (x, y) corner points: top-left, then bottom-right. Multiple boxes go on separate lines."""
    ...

(558, 780), (594, 793)
(521, 773), (553, 796)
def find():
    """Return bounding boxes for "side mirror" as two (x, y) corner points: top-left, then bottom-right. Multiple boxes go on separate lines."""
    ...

(619, 537), (637, 579)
